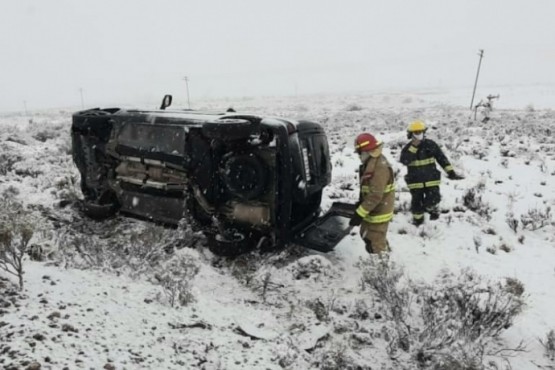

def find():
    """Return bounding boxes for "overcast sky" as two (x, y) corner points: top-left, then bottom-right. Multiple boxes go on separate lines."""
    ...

(1, 0), (554, 112)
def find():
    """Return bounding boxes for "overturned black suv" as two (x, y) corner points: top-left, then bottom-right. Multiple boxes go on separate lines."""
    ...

(71, 96), (353, 255)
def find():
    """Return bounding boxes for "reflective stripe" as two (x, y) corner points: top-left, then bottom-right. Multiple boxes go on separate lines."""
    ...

(361, 184), (396, 194)
(408, 158), (435, 167)
(408, 146), (418, 153)
(364, 212), (394, 223)
(407, 180), (440, 189)
(444, 164), (453, 171)
(356, 140), (370, 149)
(356, 206), (369, 217)
(413, 213), (424, 220)
(384, 183), (396, 193)
(407, 183), (424, 189)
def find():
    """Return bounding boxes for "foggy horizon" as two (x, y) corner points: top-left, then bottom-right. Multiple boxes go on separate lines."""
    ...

(2, 0), (554, 112)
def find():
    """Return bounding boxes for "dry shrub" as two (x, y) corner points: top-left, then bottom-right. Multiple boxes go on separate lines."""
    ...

(155, 251), (200, 307)
(358, 255), (411, 355)
(290, 255), (333, 281)
(462, 186), (492, 221)
(520, 206), (552, 231)
(345, 104), (363, 112)
(0, 200), (35, 290)
(58, 222), (189, 277)
(416, 270), (525, 367)
(357, 259), (526, 369)
(539, 329), (555, 361)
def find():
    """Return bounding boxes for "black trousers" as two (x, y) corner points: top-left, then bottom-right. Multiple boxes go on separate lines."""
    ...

(410, 186), (441, 216)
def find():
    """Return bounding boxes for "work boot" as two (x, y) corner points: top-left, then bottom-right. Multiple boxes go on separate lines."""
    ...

(364, 241), (374, 254)
(429, 211), (440, 221)
(412, 217), (424, 227)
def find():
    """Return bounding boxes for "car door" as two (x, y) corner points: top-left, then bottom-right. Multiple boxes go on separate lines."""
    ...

(293, 202), (356, 252)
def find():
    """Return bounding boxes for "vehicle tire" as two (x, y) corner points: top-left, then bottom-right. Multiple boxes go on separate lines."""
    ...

(202, 119), (258, 141)
(222, 154), (267, 200)
(81, 201), (118, 219)
(81, 190), (119, 219)
(72, 108), (119, 139)
(207, 231), (254, 257)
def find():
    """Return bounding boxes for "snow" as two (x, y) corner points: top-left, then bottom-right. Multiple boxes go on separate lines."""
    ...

(1, 89), (555, 369)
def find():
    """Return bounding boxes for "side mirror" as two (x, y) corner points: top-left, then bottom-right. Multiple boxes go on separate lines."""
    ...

(160, 94), (173, 110)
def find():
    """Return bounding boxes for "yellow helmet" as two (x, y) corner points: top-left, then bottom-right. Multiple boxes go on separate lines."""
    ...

(407, 120), (426, 132)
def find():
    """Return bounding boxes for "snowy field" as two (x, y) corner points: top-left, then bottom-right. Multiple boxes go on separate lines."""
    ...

(1, 90), (555, 370)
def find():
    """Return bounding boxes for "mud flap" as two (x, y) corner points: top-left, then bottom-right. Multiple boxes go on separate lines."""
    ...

(294, 202), (356, 253)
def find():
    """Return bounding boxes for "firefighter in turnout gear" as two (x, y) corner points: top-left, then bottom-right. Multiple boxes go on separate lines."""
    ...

(350, 133), (395, 254)
(400, 120), (463, 226)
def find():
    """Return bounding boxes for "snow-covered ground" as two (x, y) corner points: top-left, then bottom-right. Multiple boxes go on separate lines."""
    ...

(1, 90), (555, 369)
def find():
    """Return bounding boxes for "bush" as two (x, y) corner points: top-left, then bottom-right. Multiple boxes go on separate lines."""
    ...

(155, 251), (200, 307)
(505, 213), (519, 233)
(539, 329), (555, 361)
(520, 206), (552, 230)
(57, 221), (196, 279)
(357, 258), (526, 368)
(0, 151), (23, 176)
(290, 255), (333, 281)
(462, 187), (492, 220)
(0, 200), (34, 290)
(415, 270), (525, 367)
(358, 255), (411, 355)
(345, 104), (363, 112)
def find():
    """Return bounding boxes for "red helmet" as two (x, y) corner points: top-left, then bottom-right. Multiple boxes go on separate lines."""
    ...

(355, 133), (380, 153)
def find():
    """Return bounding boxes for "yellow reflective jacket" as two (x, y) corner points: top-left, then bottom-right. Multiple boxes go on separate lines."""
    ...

(356, 154), (395, 223)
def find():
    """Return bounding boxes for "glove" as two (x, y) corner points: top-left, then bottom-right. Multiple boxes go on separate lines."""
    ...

(349, 212), (363, 227)
(448, 171), (464, 180)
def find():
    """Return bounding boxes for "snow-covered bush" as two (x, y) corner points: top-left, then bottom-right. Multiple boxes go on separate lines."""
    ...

(289, 255), (334, 281)
(356, 257), (526, 368)
(462, 186), (492, 220)
(345, 103), (363, 112)
(520, 206), (552, 230)
(0, 149), (23, 176)
(539, 329), (555, 361)
(0, 199), (34, 290)
(505, 212), (519, 233)
(275, 339), (305, 368)
(316, 342), (353, 370)
(415, 271), (525, 368)
(155, 251), (200, 307)
(32, 129), (58, 142)
(358, 254), (411, 355)
(58, 222), (184, 277)
(358, 255), (409, 322)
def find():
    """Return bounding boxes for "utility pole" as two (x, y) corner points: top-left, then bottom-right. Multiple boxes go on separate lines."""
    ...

(79, 88), (85, 109)
(183, 76), (190, 109)
(23, 100), (28, 115)
(470, 49), (484, 110)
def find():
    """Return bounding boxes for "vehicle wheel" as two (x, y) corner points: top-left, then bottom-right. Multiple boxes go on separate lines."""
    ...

(72, 108), (119, 138)
(222, 154), (267, 200)
(81, 190), (119, 219)
(207, 231), (254, 257)
(202, 119), (258, 141)
(81, 201), (118, 219)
